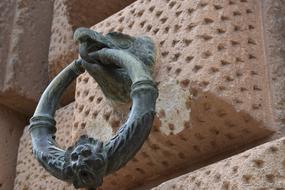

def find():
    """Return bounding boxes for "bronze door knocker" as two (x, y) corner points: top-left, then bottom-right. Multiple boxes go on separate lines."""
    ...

(29, 28), (158, 189)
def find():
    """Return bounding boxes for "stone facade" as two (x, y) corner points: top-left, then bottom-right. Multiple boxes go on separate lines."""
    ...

(0, 105), (26, 190)
(0, 1), (53, 187)
(0, 0), (283, 190)
(69, 0), (279, 189)
(0, 0), (53, 115)
(261, 0), (285, 131)
(153, 136), (285, 190)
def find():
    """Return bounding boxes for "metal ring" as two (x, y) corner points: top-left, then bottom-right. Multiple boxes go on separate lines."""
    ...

(29, 46), (158, 189)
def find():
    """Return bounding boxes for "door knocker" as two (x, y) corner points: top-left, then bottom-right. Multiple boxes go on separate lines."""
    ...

(29, 27), (158, 189)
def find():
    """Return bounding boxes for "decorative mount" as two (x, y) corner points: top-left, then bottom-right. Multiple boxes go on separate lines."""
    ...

(29, 28), (158, 189)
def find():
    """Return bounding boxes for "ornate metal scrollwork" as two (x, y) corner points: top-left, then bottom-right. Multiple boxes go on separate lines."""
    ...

(29, 28), (158, 189)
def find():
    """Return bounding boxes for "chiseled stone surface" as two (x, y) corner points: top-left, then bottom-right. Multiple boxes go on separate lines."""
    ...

(153, 136), (285, 190)
(0, 0), (53, 115)
(0, 105), (26, 190)
(13, 0), (285, 190)
(14, 103), (76, 190)
(48, 0), (137, 105)
(261, 0), (285, 131)
(72, 0), (274, 189)
(0, 0), (16, 88)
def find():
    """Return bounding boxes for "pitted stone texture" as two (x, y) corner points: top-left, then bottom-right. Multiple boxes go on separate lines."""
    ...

(48, 0), (137, 105)
(73, 0), (274, 189)
(75, 79), (272, 190)
(14, 103), (75, 190)
(0, 0), (53, 115)
(153, 136), (285, 190)
(0, 105), (26, 190)
(262, 0), (285, 131)
(90, 0), (272, 126)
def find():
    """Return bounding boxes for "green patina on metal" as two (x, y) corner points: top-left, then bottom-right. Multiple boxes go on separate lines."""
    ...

(29, 27), (158, 189)
(75, 27), (156, 103)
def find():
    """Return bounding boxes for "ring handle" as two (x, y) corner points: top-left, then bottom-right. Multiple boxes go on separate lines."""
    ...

(29, 60), (84, 180)
(29, 30), (158, 189)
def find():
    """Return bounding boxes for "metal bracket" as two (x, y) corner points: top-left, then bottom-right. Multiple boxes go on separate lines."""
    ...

(29, 28), (158, 189)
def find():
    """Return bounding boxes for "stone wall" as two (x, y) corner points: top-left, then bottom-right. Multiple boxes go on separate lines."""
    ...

(0, 1), (53, 188)
(0, 1), (139, 189)
(261, 0), (285, 132)
(0, 0), (54, 115)
(0, 0), (16, 89)
(68, 0), (277, 189)
(153, 136), (285, 190)
(10, 0), (285, 190)
(0, 105), (26, 190)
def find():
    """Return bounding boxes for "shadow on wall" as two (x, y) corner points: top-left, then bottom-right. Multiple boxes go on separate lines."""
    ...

(97, 86), (274, 190)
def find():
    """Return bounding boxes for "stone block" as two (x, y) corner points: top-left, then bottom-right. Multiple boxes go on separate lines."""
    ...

(0, 105), (26, 190)
(153, 136), (285, 190)
(71, 0), (276, 189)
(14, 103), (75, 190)
(0, 0), (16, 87)
(261, 0), (285, 130)
(0, 0), (53, 115)
(48, 0), (137, 105)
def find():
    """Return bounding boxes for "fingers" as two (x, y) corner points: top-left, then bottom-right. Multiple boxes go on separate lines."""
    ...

(89, 48), (127, 68)
(79, 42), (97, 63)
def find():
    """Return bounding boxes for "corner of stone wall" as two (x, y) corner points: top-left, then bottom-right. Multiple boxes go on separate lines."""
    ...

(0, 0), (54, 115)
(152, 136), (285, 189)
